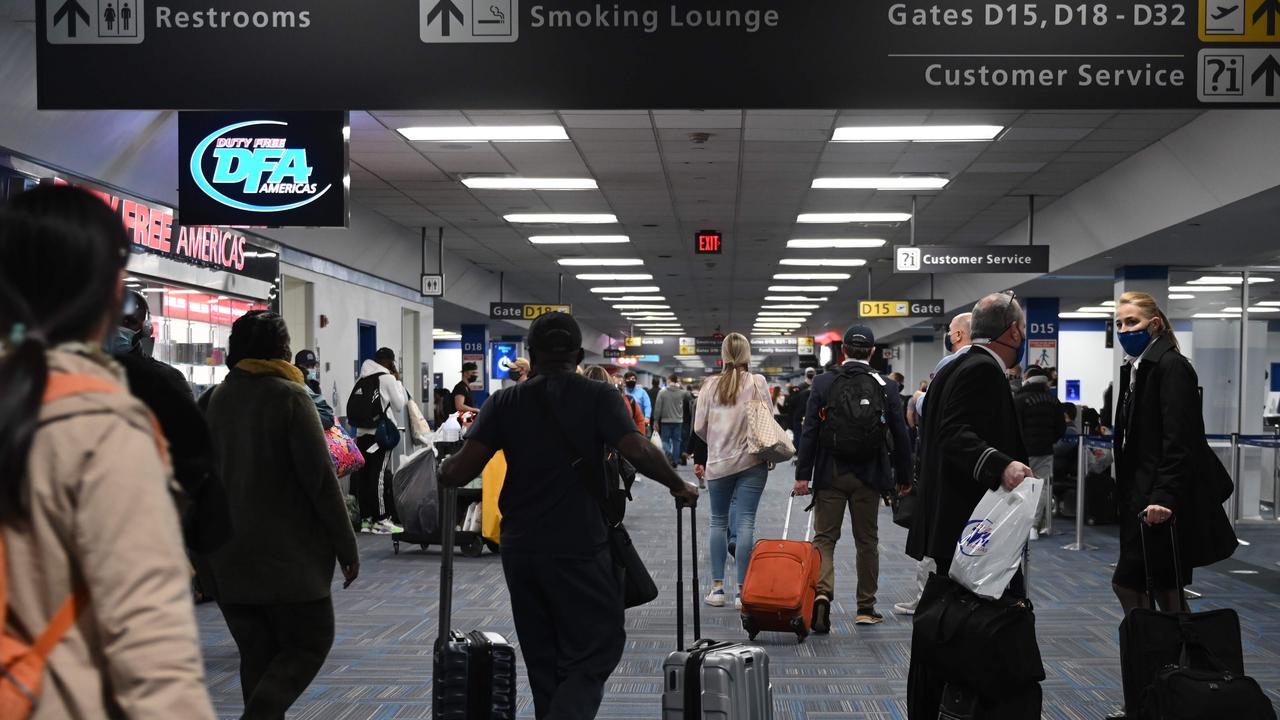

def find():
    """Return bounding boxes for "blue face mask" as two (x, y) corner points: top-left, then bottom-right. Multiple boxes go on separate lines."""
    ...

(106, 327), (135, 355)
(307, 369), (319, 382)
(1118, 328), (1153, 358)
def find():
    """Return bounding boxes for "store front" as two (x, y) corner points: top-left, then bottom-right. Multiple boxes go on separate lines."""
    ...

(1, 154), (282, 396)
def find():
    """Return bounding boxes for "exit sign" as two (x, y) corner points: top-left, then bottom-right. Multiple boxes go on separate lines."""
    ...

(696, 230), (722, 255)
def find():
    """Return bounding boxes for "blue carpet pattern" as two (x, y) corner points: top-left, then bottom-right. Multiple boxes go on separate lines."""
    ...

(198, 464), (1280, 718)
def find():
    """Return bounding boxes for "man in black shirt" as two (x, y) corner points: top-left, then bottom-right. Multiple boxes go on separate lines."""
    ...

(452, 361), (480, 414)
(441, 313), (698, 719)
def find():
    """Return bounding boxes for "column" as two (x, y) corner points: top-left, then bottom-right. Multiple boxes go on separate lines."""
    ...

(1025, 297), (1060, 371)
(461, 323), (490, 407)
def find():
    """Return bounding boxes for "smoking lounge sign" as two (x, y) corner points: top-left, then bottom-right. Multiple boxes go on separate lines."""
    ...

(179, 111), (349, 227)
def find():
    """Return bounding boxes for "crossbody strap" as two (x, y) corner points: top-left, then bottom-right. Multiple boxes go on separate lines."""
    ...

(528, 377), (617, 526)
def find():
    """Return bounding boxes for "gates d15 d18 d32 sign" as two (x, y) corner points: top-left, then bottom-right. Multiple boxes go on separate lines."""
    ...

(178, 111), (349, 227)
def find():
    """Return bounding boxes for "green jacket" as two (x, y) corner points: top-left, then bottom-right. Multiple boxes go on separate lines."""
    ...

(204, 368), (358, 604)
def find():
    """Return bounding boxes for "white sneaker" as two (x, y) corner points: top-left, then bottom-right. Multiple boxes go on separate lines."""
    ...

(893, 601), (918, 616)
(1028, 527), (1040, 541)
(704, 587), (726, 607)
(378, 518), (405, 535)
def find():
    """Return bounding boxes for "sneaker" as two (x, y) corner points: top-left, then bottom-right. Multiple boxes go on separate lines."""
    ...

(734, 595), (743, 611)
(812, 597), (831, 634)
(892, 601), (918, 616)
(378, 518), (405, 535)
(369, 523), (392, 535)
(1028, 527), (1040, 542)
(359, 520), (373, 534)
(704, 587), (726, 607)
(855, 609), (884, 625)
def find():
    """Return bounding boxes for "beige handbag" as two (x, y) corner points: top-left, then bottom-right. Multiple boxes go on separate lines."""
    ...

(745, 375), (795, 463)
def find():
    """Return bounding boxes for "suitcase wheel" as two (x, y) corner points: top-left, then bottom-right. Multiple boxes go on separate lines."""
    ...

(741, 616), (759, 641)
(461, 536), (485, 558)
(791, 617), (809, 644)
(392, 540), (400, 555)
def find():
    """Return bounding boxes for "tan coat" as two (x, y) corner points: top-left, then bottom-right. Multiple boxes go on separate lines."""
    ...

(4, 350), (214, 720)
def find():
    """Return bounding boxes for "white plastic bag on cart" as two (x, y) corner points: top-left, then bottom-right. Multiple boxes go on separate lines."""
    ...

(949, 478), (1044, 599)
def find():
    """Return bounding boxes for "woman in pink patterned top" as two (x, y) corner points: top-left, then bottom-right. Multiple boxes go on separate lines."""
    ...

(693, 333), (771, 610)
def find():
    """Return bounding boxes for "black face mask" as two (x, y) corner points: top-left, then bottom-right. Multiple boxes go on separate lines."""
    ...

(944, 333), (954, 354)
(626, 381), (636, 390)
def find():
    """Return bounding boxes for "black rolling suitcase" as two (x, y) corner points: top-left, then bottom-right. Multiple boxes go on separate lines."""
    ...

(433, 485), (517, 719)
(1118, 517), (1268, 719)
(938, 681), (1042, 720)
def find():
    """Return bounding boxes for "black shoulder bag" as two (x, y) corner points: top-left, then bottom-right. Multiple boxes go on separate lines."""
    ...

(531, 378), (659, 609)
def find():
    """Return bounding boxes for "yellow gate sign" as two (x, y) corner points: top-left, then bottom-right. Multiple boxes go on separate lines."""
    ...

(858, 300), (911, 318)
(1201, 0), (1280, 41)
(522, 304), (571, 320)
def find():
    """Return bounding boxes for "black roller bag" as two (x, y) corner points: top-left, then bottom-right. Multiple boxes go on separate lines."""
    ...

(432, 484), (518, 720)
(1120, 518), (1272, 719)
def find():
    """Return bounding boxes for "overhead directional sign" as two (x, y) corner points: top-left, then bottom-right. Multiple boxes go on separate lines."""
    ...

(33, 0), (1280, 109)
(489, 302), (571, 320)
(894, 245), (1050, 274)
(859, 300), (946, 318)
(1197, 48), (1280, 101)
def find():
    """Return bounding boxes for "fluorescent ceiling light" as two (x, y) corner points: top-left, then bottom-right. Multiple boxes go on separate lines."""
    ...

(602, 295), (665, 301)
(576, 273), (653, 281)
(1059, 312), (1109, 319)
(787, 239), (886, 249)
(399, 125), (569, 142)
(831, 125), (1004, 143)
(758, 311), (812, 316)
(529, 235), (629, 245)
(558, 258), (643, 267)
(1224, 306), (1280, 313)
(613, 304), (670, 310)
(769, 285), (840, 293)
(762, 304), (821, 309)
(756, 324), (803, 329)
(1076, 306), (1116, 314)
(1169, 285), (1231, 292)
(1168, 294), (1197, 300)
(797, 213), (912, 224)
(811, 177), (950, 190)
(1101, 301), (1116, 307)
(462, 177), (597, 190)
(591, 286), (660, 293)
(779, 259), (867, 267)
(766, 296), (829, 302)
(1189, 276), (1275, 285)
(139, 288), (166, 293)
(505, 213), (618, 224)
(1258, 301), (1280, 307)
(1193, 313), (1239, 319)
(774, 273), (851, 281)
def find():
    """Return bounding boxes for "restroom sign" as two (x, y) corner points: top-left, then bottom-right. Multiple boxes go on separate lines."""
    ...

(46, 0), (145, 43)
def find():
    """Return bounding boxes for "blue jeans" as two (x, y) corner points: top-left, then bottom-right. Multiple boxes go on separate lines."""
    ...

(659, 423), (683, 466)
(708, 463), (769, 590)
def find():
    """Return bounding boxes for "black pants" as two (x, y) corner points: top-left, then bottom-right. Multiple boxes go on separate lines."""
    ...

(352, 435), (387, 522)
(219, 597), (335, 720)
(502, 548), (626, 720)
(907, 570), (1028, 719)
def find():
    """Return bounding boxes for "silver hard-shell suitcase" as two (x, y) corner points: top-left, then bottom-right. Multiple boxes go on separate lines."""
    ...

(661, 502), (773, 719)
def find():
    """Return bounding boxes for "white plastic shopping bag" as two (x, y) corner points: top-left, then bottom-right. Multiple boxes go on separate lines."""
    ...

(949, 478), (1044, 599)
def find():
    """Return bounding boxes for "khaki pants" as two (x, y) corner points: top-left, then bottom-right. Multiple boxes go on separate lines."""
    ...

(813, 469), (880, 610)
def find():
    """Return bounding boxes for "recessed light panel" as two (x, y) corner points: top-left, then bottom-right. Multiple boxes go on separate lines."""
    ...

(797, 213), (912, 224)
(505, 213), (618, 224)
(831, 125), (1003, 143)
(399, 126), (569, 142)
(787, 239), (886, 249)
(463, 177), (596, 190)
(529, 235), (630, 245)
(811, 177), (949, 190)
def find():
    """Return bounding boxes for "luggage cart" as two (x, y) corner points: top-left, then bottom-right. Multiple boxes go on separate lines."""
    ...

(389, 437), (488, 557)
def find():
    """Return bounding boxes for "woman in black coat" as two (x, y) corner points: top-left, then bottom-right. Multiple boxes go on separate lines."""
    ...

(1112, 292), (1236, 615)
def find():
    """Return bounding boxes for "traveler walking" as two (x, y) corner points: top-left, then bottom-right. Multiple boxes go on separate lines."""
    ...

(693, 332), (772, 610)
(1110, 292), (1237, 615)
(439, 312), (697, 720)
(453, 361), (481, 414)
(646, 375), (662, 412)
(788, 368), (816, 439)
(203, 310), (360, 720)
(680, 385), (696, 465)
(349, 348), (408, 534)
(794, 325), (912, 632)
(623, 371), (652, 434)
(905, 292), (1036, 718)
(1013, 365), (1066, 538)
(0, 185), (215, 719)
(654, 373), (689, 467)
(894, 312), (971, 617)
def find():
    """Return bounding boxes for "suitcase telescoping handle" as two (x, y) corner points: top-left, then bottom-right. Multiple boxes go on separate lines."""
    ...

(1137, 512), (1187, 609)
(781, 492), (814, 542)
(676, 500), (700, 649)
(438, 484), (457, 646)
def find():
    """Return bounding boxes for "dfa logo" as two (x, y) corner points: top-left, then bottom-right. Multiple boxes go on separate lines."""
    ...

(190, 120), (332, 213)
(958, 518), (994, 557)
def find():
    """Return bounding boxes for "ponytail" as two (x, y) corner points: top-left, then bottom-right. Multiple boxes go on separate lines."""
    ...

(715, 333), (752, 406)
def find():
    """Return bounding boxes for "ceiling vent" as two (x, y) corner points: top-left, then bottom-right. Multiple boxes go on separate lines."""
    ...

(688, 132), (713, 144)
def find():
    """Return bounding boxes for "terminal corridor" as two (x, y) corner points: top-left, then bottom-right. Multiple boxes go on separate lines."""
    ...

(196, 462), (1280, 719)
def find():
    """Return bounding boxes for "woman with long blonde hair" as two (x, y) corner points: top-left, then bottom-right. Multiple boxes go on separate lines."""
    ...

(692, 333), (771, 609)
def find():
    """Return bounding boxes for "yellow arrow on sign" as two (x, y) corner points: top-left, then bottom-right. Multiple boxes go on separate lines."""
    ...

(1201, 0), (1280, 41)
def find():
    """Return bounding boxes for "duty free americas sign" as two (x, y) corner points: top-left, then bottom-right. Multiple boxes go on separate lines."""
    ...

(36, 0), (1280, 109)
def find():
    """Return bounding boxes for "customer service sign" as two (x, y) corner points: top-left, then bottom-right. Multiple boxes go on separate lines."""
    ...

(178, 111), (349, 227)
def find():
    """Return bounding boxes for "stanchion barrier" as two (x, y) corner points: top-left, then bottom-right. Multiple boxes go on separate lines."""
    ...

(1063, 425), (1101, 552)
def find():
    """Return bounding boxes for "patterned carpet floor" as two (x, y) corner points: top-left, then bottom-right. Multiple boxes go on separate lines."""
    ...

(198, 464), (1280, 718)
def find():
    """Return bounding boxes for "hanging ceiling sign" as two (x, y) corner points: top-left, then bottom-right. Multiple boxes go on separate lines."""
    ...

(178, 111), (349, 227)
(34, 1), (1280, 110)
(859, 299), (946, 318)
(490, 302), (572, 320)
(894, 245), (1050, 274)
(677, 337), (724, 357)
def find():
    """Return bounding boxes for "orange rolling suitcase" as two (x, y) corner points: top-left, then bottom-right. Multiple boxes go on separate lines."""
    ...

(739, 494), (820, 643)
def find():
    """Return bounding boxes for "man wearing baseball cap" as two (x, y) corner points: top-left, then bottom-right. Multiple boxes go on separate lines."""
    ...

(794, 324), (913, 632)
(441, 312), (698, 719)
(294, 349), (321, 394)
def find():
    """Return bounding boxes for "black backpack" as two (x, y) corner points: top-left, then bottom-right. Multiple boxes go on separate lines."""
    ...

(346, 373), (387, 429)
(820, 366), (888, 463)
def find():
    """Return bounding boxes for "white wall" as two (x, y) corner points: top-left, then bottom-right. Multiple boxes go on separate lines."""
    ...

(280, 263), (434, 419)
(434, 344), (462, 395)
(1057, 328), (1114, 410)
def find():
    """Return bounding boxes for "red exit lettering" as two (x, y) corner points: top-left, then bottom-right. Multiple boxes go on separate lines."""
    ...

(696, 230), (722, 255)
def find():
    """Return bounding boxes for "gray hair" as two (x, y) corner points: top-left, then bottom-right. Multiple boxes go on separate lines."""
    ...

(970, 294), (1022, 341)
